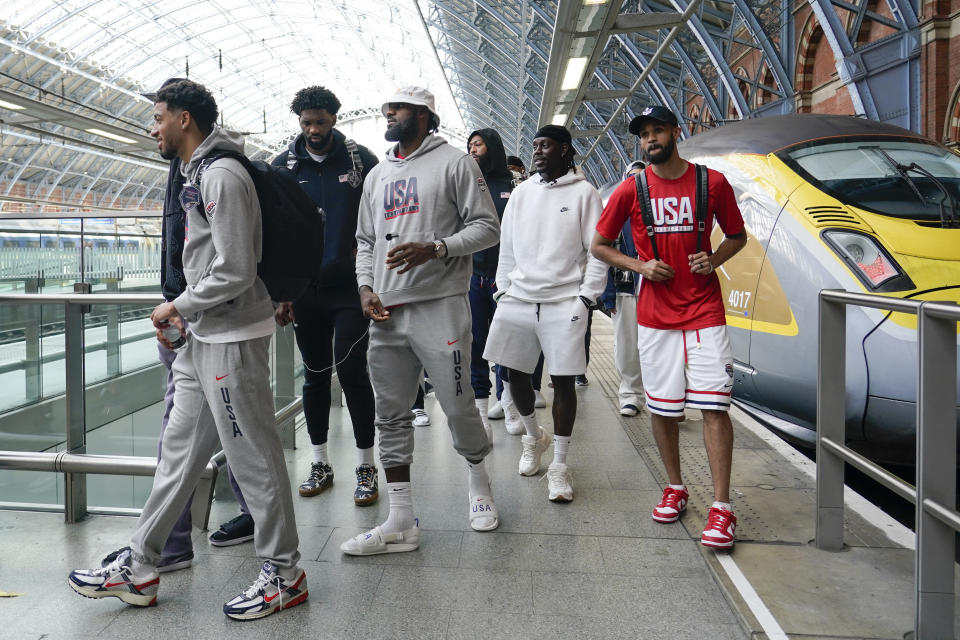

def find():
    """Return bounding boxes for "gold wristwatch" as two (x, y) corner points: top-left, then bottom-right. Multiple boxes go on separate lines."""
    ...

(433, 239), (447, 258)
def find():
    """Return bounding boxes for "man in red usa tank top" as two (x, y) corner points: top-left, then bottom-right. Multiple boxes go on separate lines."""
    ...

(591, 106), (747, 549)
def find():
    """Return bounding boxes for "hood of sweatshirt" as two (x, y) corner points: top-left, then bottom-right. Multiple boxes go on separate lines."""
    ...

(467, 128), (513, 182)
(181, 127), (246, 179)
(531, 168), (584, 189)
(385, 133), (447, 164)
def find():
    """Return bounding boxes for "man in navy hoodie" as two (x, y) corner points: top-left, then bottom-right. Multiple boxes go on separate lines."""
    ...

(272, 86), (380, 506)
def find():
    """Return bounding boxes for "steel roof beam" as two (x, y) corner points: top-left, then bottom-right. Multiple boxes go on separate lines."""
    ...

(580, 0), (704, 164)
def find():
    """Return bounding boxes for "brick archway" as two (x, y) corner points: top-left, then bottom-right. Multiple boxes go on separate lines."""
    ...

(943, 80), (960, 146)
(796, 12), (822, 113)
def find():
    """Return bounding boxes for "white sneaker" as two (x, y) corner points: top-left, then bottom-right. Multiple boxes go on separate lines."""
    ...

(547, 463), (573, 502)
(619, 404), (640, 417)
(518, 427), (551, 476)
(487, 401), (504, 420)
(412, 409), (430, 427)
(534, 390), (546, 408)
(503, 399), (523, 435)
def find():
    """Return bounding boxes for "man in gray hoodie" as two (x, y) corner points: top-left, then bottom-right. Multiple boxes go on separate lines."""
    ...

(68, 80), (305, 621)
(340, 86), (501, 556)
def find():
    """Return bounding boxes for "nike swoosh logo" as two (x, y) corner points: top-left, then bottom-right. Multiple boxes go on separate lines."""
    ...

(264, 591), (281, 603)
(298, 180), (309, 184)
(103, 580), (129, 588)
(216, 374), (229, 381)
(447, 339), (459, 345)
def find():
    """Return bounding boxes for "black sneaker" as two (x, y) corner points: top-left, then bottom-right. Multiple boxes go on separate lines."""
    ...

(101, 546), (193, 574)
(298, 462), (334, 497)
(209, 513), (255, 547)
(354, 464), (379, 506)
(575, 374), (589, 387)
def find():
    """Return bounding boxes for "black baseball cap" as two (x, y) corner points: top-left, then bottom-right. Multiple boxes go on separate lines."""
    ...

(628, 105), (679, 135)
(141, 77), (187, 101)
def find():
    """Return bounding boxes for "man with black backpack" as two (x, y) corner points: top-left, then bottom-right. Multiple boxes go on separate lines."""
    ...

(271, 86), (380, 506)
(591, 105), (747, 550)
(68, 80), (306, 620)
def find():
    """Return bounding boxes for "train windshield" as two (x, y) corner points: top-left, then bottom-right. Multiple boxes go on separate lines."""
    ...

(779, 138), (960, 222)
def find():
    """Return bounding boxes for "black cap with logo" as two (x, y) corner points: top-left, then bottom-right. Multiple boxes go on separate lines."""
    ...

(628, 105), (679, 135)
(141, 77), (188, 102)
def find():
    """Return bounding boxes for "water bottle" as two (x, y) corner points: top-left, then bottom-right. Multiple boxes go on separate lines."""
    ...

(160, 322), (187, 350)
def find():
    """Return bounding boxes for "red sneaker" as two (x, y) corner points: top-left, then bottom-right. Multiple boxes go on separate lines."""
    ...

(701, 507), (737, 549)
(652, 486), (688, 523)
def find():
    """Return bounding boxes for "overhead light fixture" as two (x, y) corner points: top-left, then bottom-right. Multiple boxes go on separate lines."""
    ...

(0, 99), (25, 111)
(85, 128), (137, 145)
(560, 57), (589, 91)
(583, 0), (609, 4)
(552, 113), (568, 126)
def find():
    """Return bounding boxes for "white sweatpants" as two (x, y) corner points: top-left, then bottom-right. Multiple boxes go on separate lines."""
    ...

(612, 293), (643, 407)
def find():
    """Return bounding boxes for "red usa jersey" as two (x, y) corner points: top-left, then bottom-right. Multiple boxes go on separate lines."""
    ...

(596, 162), (743, 330)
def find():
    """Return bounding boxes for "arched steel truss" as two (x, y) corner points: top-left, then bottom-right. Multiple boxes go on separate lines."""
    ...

(0, 0), (926, 212)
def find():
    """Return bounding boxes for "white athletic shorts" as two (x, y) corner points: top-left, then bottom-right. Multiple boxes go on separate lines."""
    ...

(483, 294), (589, 376)
(636, 324), (734, 417)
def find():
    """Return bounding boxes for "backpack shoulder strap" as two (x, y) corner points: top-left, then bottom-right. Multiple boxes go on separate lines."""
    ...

(345, 138), (364, 174)
(195, 151), (251, 220)
(695, 163), (708, 254)
(634, 168), (659, 261)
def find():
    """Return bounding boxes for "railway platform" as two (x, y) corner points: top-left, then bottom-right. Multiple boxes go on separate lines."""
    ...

(0, 314), (954, 640)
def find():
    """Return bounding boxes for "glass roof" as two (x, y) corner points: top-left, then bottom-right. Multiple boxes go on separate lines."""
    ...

(3, 0), (464, 146)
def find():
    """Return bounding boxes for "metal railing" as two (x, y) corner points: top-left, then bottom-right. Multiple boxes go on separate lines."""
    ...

(0, 292), (301, 525)
(815, 289), (959, 639)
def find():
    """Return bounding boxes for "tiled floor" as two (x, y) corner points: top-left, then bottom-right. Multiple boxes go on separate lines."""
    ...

(0, 317), (753, 639)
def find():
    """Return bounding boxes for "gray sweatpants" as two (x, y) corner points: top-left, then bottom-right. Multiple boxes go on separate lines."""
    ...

(368, 294), (490, 467)
(130, 335), (300, 572)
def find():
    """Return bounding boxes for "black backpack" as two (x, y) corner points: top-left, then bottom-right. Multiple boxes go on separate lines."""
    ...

(196, 151), (325, 302)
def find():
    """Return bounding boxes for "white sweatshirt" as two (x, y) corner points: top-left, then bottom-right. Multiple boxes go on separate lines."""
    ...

(495, 168), (608, 303)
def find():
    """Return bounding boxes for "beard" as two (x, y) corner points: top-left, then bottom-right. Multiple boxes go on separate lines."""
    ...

(159, 146), (178, 161)
(645, 136), (676, 165)
(473, 152), (490, 174)
(305, 130), (333, 153)
(385, 116), (418, 143)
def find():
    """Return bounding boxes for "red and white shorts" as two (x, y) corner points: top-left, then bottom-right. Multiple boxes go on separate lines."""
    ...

(636, 324), (734, 417)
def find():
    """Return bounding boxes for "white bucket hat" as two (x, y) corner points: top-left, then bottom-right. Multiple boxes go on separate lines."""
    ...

(381, 86), (440, 130)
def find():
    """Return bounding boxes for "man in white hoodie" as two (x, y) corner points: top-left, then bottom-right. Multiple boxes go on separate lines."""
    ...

(483, 124), (608, 502)
(340, 86), (502, 557)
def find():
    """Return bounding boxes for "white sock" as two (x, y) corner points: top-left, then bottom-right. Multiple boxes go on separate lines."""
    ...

(501, 385), (513, 407)
(712, 501), (732, 512)
(467, 460), (491, 497)
(357, 446), (375, 467)
(520, 411), (539, 438)
(382, 482), (415, 534)
(475, 398), (490, 430)
(312, 443), (328, 465)
(129, 557), (154, 577)
(552, 434), (571, 465)
(669, 483), (686, 491)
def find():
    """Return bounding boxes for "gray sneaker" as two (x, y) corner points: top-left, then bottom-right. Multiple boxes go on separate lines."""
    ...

(299, 462), (334, 497)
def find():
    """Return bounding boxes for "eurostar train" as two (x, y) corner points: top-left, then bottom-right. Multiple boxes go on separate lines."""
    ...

(671, 114), (960, 464)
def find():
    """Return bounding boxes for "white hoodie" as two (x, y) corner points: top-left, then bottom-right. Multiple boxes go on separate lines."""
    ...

(495, 169), (607, 303)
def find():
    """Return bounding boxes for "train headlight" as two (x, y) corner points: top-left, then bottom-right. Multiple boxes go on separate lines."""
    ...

(822, 230), (906, 289)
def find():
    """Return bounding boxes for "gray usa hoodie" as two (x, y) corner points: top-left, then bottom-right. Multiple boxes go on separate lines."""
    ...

(355, 134), (500, 307)
(174, 127), (275, 343)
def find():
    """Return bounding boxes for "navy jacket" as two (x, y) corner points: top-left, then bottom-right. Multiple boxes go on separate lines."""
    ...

(272, 129), (378, 288)
(467, 128), (514, 278)
(600, 219), (639, 310)
(160, 158), (187, 301)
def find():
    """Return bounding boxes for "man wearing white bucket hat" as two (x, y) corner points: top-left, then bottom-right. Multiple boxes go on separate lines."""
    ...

(341, 86), (502, 556)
